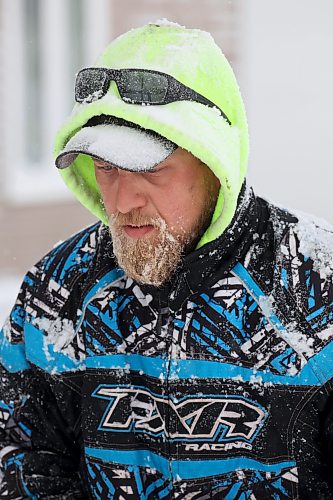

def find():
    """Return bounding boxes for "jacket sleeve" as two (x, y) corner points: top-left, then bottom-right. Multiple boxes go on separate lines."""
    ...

(0, 271), (87, 499)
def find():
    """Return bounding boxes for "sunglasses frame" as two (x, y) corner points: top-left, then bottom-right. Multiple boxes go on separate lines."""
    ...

(75, 67), (231, 125)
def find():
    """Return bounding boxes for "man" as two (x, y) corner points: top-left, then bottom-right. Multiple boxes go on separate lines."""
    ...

(1, 20), (333, 499)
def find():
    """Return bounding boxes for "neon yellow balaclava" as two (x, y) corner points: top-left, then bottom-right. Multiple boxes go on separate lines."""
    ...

(54, 21), (249, 248)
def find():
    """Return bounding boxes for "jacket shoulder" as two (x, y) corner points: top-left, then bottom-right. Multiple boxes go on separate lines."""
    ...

(267, 202), (333, 283)
(35, 221), (102, 286)
(2, 222), (103, 346)
(265, 201), (333, 339)
(284, 210), (333, 279)
(245, 196), (333, 325)
(241, 199), (333, 378)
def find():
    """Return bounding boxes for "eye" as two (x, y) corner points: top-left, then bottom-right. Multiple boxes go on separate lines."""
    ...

(94, 159), (114, 172)
(145, 165), (166, 176)
(98, 165), (114, 172)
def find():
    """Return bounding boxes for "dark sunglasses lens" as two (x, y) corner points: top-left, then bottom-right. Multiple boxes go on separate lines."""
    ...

(118, 71), (168, 104)
(75, 69), (108, 102)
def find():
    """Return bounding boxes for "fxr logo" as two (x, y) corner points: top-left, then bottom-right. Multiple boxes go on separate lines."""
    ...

(92, 386), (267, 443)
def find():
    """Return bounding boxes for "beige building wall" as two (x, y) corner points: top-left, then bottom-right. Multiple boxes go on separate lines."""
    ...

(0, 202), (96, 275)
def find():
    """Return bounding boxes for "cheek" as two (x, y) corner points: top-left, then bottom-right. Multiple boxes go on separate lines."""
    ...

(95, 177), (116, 213)
(157, 184), (200, 231)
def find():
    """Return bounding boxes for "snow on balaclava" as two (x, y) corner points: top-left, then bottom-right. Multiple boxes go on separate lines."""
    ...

(53, 20), (249, 248)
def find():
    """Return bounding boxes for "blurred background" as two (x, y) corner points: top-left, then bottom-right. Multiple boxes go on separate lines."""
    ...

(1, 0), (333, 321)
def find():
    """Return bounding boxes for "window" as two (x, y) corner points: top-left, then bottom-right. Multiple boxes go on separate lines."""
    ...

(1, 0), (111, 203)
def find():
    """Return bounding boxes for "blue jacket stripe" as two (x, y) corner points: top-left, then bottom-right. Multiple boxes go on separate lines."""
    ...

(85, 447), (295, 480)
(25, 323), (83, 373)
(81, 268), (125, 310)
(0, 328), (30, 373)
(85, 352), (328, 385)
(232, 263), (288, 334)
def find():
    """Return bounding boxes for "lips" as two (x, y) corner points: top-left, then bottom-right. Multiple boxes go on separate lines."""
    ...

(123, 224), (155, 238)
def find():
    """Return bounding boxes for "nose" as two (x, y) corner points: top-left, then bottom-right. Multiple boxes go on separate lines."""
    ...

(114, 170), (147, 214)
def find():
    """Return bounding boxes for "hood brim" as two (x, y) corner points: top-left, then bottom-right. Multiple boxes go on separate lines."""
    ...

(55, 122), (177, 171)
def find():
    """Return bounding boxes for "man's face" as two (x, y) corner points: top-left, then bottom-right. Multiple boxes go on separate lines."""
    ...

(94, 148), (220, 286)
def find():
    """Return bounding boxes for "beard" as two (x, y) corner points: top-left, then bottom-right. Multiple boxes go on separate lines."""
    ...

(109, 213), (183, 287)
(108, 195), (216, 287)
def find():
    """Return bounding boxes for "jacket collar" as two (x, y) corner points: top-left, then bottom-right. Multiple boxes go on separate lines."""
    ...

(167, 183), (260, 308)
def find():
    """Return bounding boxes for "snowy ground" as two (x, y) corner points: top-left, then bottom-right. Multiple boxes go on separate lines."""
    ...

(0, 275), (21, 326)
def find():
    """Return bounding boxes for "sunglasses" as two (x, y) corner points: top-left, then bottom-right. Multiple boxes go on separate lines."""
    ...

(75, 67), (231, 125)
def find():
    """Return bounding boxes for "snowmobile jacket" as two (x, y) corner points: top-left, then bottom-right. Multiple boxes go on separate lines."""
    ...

(1, 186), (333, 499)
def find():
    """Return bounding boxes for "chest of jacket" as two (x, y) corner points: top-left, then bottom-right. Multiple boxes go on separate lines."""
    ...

(61, 264), (328, 498)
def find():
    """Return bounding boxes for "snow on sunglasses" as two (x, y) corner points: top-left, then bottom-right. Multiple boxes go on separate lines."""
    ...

(75, 67), (231, 125)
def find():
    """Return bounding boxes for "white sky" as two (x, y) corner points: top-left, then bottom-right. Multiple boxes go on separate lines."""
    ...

(240, 0), (333, 222)
(0, 276), (21, 325)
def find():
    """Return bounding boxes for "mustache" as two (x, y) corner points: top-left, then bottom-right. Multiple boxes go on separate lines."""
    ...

(109, 211), (166, 229)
